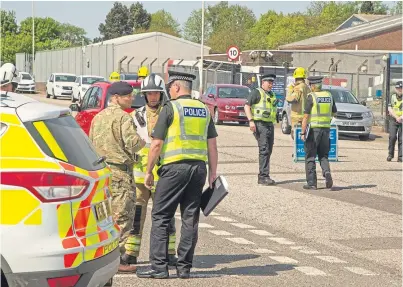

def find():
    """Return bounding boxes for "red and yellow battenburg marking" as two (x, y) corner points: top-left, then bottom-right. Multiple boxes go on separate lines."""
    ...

(56, 162), (119, 266)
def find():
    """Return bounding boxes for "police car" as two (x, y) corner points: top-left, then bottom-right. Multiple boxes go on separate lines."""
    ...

(1, 91), (120, 287)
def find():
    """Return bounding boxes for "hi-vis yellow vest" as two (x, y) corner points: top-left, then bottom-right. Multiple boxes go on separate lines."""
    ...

(159, 98), (210, 166)
(309, 91), (333, 128)
(251, 88), (276, 122)
(131, 107), (159, 187)
(391, 94), (403, 117)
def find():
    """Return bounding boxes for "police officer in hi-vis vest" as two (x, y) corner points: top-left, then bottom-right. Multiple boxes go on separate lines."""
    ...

(244, 74), (279, 185)
(387, 81), (402, 162)
(300, 76), (337, 190)
(120, 74), (178, 268)
(137, 71), (218, 279)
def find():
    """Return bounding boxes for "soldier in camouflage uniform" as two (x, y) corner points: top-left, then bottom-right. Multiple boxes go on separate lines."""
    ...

(89, 81), (145, 273)
(286, 67), (310, 139)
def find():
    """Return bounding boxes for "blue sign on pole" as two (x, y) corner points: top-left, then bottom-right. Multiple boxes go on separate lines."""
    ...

(390, 53), (402, 65)
(293, 125), (339, 162)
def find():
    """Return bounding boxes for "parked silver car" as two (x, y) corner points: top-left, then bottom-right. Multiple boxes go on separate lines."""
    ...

(280, 85), (374, 141)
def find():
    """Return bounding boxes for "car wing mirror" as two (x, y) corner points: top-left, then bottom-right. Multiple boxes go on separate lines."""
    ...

(360, 100), (366, 106)
(207, 94), (215, 98)
(69, 103), (81, 112)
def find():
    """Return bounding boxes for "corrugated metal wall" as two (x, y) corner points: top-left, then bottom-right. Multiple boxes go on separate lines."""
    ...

(30, 44), (115, 82)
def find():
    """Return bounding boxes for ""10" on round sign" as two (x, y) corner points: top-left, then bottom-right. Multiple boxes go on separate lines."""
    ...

(227, 45), (240, 61)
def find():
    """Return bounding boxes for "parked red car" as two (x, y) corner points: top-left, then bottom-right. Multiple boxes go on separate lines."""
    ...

(69, 80), (144, 135)
(200, 84), (251, 125)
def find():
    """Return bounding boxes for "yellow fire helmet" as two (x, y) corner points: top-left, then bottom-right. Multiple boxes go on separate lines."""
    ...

(293, 67), (307, 79)
(138, 66), (149, 78)
(109, 71), (120, 82)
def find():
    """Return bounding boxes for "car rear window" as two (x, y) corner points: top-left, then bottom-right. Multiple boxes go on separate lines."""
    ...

(24, 115), (106, 171)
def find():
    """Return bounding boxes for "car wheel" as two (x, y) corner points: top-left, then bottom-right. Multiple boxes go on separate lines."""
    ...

(52, 89), (57, 99)
(46, 89), (50, 98)
(359, 134), (370, 141)
(214, 108), (222, 125)
(104, 278), (113, 287)
(281, 113), (292, 134)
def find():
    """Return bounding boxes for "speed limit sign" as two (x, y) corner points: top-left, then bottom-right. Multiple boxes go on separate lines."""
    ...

(227, 45), (240, 61)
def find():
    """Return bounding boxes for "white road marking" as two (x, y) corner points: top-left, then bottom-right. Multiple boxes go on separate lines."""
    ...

(198, 223), (215, 228)
(248, 229), (274, 236)
(269, 256), (298, 264)
(295, 266), (327, 276)
(291, 246), (320, 254)
(225, 237), (255, 245)
(268, 237), (295, 245)
(209, 212), (220, 216)
(251, 248), (276, 254)
(214, 216), (237, 222)
(230, 223), (256, 229)
(345, 267), (377, 276)
(208, 230), (233, 236)
(316, 256), (347, 263)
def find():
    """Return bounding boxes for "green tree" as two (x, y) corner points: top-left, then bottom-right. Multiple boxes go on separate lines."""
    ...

(390, 1), (403, 15)
(59, 23), (90, 46)
(0, 10), (18, 35)
(244, 11), (283, 49)
(98, 2), (132, 40)
(359, 1), (388, 14)
(130, 2), (151, 32)
(19, 17), (61, 42)
(183, 9), (211, 44)
(146, 10), (181, 37)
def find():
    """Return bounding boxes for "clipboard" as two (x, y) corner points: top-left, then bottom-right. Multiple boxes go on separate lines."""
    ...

(200, 175), (229, 217)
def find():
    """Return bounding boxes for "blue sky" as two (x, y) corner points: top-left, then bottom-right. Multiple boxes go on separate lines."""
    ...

(2, 1), (312, 39)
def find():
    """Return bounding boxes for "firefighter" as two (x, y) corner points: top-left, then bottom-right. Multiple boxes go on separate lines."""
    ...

(121, 74), (178, 267)
(286, 67), (310, 139)
(138, 66), (149, 81)
(300, 76), (337, 190)
(109, 71), (120, 82)
(387, 81), (403, 162)
(0, 63), (20, 92)
(244, 74), (279, 185)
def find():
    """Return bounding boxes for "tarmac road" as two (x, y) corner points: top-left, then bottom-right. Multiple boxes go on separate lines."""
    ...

(24, 93), (402, 287)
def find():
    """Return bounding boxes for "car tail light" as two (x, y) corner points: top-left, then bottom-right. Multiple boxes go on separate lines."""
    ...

(1, 172), (89, 202)
(47, 274), (81, 287)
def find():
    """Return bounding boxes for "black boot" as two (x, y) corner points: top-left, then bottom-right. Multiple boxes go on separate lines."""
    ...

(258, 177), (276, 186)
(387, 155), (393, 161)
(324, 172), (333, 189)
(168, 254), (178, 266)
(136, 268), (169, 279)
(303, 185), (317, 190)
(176, 268), (190, 279)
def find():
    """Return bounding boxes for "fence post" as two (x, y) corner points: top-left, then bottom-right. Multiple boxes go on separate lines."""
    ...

(161, 58), (170, 79)
(356, 59), (368, 98)
(118, 56), (127, 74)
(384, 54), (391, 133)
(127, 57), (134, 73)
(149, 58), (158, 73)
(308, 60), (317, 76)
(214, 63), (223, 85)
(140, 58), (148, 71)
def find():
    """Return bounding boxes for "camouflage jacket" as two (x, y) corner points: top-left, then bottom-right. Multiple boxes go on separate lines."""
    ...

(89, 103), (144, 166)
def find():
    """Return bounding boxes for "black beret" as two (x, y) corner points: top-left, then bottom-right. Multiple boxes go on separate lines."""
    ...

(262, 74), (276, 81)
(109, 81), (133, 96)
(307, 76), (324, 84)
(396, 81), (402, 88)
(167, 71), (196, 86)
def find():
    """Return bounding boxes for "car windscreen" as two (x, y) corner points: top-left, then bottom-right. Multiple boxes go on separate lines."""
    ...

(55, 75), (77, 82)
(24, 115), (106, 171)
(83, 77), (104, 85)
(21, 74), (32, 80)
(218, 87), (250, 98)
(324, 89), (359, 104)
(105, 86), (145, 108)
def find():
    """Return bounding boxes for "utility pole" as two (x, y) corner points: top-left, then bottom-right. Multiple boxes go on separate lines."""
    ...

(199, 0), (205, 99)
(32, 0), (35, 76)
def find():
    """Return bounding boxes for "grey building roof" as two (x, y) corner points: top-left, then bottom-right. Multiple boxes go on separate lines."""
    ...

(335, 14), (391, 31)
(89, 31), (211, 51)
(279, 15), (402, 50)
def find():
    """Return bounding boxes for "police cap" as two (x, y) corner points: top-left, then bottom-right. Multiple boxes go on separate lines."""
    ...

(261, 74), (276, 82)
(167, 71), (196, 86)
(395, 81), (402, 88)
(307, 76), (324, 85)
(108, 81), (133, 96)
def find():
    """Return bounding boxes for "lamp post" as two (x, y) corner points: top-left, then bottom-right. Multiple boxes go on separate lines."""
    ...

(199, 0), (205, 99)
(32, 0), (35, 76)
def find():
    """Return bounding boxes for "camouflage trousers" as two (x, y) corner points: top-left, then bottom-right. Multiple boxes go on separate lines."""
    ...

(109, 167), (136, 255)
(124, 183), (176, 257)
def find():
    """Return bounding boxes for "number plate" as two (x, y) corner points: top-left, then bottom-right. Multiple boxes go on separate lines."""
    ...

(94, 201), (112, 222)
(341, 121), (357, 126)
(104, 238), (119, 254)
(239, 112), (246, 116)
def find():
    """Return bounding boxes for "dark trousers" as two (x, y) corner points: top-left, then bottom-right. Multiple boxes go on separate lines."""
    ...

(304, 128), (331, 186)
(150, 161), (207, 272)
(388, 120), (402, 160)
(254, 121), (274, 178)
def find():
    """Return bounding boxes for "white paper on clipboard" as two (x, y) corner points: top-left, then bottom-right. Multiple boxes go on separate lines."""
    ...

(132, 110), (151, 144)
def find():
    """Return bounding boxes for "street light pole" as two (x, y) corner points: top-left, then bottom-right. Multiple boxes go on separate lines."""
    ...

(199, 0), (205, 98)
(32, 0), (35, 76)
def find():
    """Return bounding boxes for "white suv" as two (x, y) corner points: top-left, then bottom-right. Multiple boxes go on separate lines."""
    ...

(46, 73), (77, 100)
(72, 75), (105, 103)
(16, 72), (36, 94)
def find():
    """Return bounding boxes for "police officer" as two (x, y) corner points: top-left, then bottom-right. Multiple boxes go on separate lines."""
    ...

(286, 67), (310, 139)
(137, 66), (149, 81)
(244, 74), (279, 185)
(0, 63), (20, 92)
(387, 81), (403, 162)
(89, 81), (145, 273)
(300, 76), (337, 190)
(137, 71), (218, 279)
(122, 74), (178, 266)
